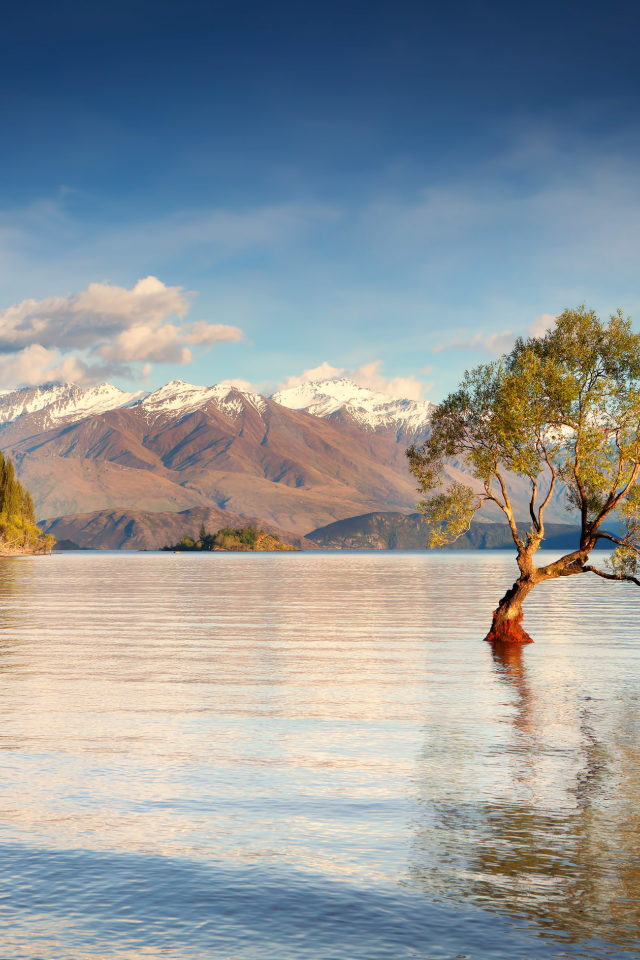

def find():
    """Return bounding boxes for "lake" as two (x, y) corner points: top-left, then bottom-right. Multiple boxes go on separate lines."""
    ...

(0, 550), (638, 959)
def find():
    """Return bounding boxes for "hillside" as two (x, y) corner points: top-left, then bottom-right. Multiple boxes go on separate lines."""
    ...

(39, 506), (318, 551)
(40, 506), (611, 553)
(0, 376), (576, 533)
(2, 381), (422, 531)
(307, 512), (610, 551)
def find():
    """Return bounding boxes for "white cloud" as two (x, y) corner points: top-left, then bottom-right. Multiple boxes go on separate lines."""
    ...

(0, 276), (189, 352)
(359, 148), (640, 287)
(485, 330), (516, 353)
(0, 345), (108, 387)
(433, 330), (515, 354)
(348, 360), (429, 400)
(432, 313), (557, 355)
(0, 276), (244, 388)
(74, 202), (340, 269)
(279, 359), (431, 400)
(529, 313), (557, 337)
(181, 321), (243, 346)
(432, 330), (516, 356)
(97, 323), (192, 364)
(147, 204), (340, 258)
(0, 344), (59, 386)
(218, 377), (255, 392)
(279, 361), (345, 390)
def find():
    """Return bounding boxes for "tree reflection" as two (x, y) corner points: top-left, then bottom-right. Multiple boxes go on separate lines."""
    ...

(0, 559), (26, 671)
(490, 640), (533, 738)
(409, 643), (640, 951)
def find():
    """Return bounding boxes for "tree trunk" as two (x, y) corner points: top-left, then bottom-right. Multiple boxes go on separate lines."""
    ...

(484, 576), (536, 644)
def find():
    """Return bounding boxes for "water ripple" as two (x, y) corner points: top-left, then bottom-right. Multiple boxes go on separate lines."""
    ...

(0, 550), (637, 958)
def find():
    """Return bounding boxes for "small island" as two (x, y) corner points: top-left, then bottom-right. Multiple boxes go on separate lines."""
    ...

(0, 451), (54, 556)
(163, 524), (300, 552)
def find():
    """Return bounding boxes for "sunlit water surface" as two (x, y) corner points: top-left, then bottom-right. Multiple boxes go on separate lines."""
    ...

(0, 550), (638, 959)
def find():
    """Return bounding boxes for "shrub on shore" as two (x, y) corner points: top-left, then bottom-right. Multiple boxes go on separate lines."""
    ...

(164, 524), (299, 552)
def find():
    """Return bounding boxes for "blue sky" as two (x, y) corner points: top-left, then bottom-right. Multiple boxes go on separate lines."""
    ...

(0, 0), (639, 400)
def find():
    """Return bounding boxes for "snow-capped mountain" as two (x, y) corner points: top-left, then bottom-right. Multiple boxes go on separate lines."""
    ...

(0, 379), (272, 432)
(138, 380), (267, 421)
(0, 381), (145, 428)
(270, 378), (434, 441)
(1, 377), (429, 533)
(0, 375), (574, 534)
(0, 377), (432, 441)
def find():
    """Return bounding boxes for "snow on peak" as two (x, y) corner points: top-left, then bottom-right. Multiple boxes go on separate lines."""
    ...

(139, 380), (267, 420)
(0, 377), (270, 430)
(0, 381), (145, 426)
(0, 375), (430, 437)
(270, 378), (434, 436)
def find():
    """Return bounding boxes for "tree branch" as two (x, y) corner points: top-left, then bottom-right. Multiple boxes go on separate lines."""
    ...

(536, 444), (556, 536)
(590, 462), (640, 536)
(573, 461), (589, 540)
(482, 481), (506, 510)
(494, 463), (522, 548)
(595, 531), (640, 553)
(583, 564), (640, 587)
(528, 476), (540, 533)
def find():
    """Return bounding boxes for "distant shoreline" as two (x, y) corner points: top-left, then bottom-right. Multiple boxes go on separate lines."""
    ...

(44, 509), (615, 552)
(0, 548), (52, 557)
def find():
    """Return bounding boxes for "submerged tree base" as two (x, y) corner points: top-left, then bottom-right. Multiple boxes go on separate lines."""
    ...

(484, 610), (534, 644)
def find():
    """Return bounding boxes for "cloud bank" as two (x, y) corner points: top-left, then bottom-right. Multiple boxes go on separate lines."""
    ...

(0, 277), (243, 386)
(432, 313), (558, 356)
(279, 359), (431, 400)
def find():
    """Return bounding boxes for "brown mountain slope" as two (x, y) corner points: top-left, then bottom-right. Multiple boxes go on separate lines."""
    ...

(39, 507), (319, 551)
(15, 454), (213, 517)
(3, 391), (422, 531)
(0, 382), (578, 533)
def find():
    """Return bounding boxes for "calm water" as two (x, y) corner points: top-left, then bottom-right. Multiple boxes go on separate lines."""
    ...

(0, 550), (638, 959)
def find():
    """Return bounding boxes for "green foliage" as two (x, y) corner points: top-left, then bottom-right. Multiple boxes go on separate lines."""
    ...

(606, 546), (640, 579)
(516, 306), (640, 521)
(165, 524), (299, 552)
(419, 482), (478, 547)
(0, 449), (51, 552)
(613, 482), (640, 541)
(604, 484), (640, 578)
(408, 305), (640, 561)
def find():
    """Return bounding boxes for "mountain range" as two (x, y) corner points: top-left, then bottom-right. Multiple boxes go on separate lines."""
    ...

(41, 506), (319, 551)
(0, 376), (574, 542)
(307, 512), (608, 551)
(0, 378), (434, 533)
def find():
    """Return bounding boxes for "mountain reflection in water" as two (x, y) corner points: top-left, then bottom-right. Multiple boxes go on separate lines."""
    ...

(0, 550), (637, 959)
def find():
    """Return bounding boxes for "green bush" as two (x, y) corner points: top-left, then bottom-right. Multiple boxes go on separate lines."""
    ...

(164, 524), (298, 552)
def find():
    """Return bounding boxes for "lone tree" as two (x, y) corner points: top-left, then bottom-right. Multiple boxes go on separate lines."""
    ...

(407, 305), (640, 643)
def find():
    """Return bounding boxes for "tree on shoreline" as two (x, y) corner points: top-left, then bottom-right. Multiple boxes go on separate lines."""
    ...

(164, 524), (298, 552)
(0, 451), (53, 553)
(407, 306), (640, 643)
